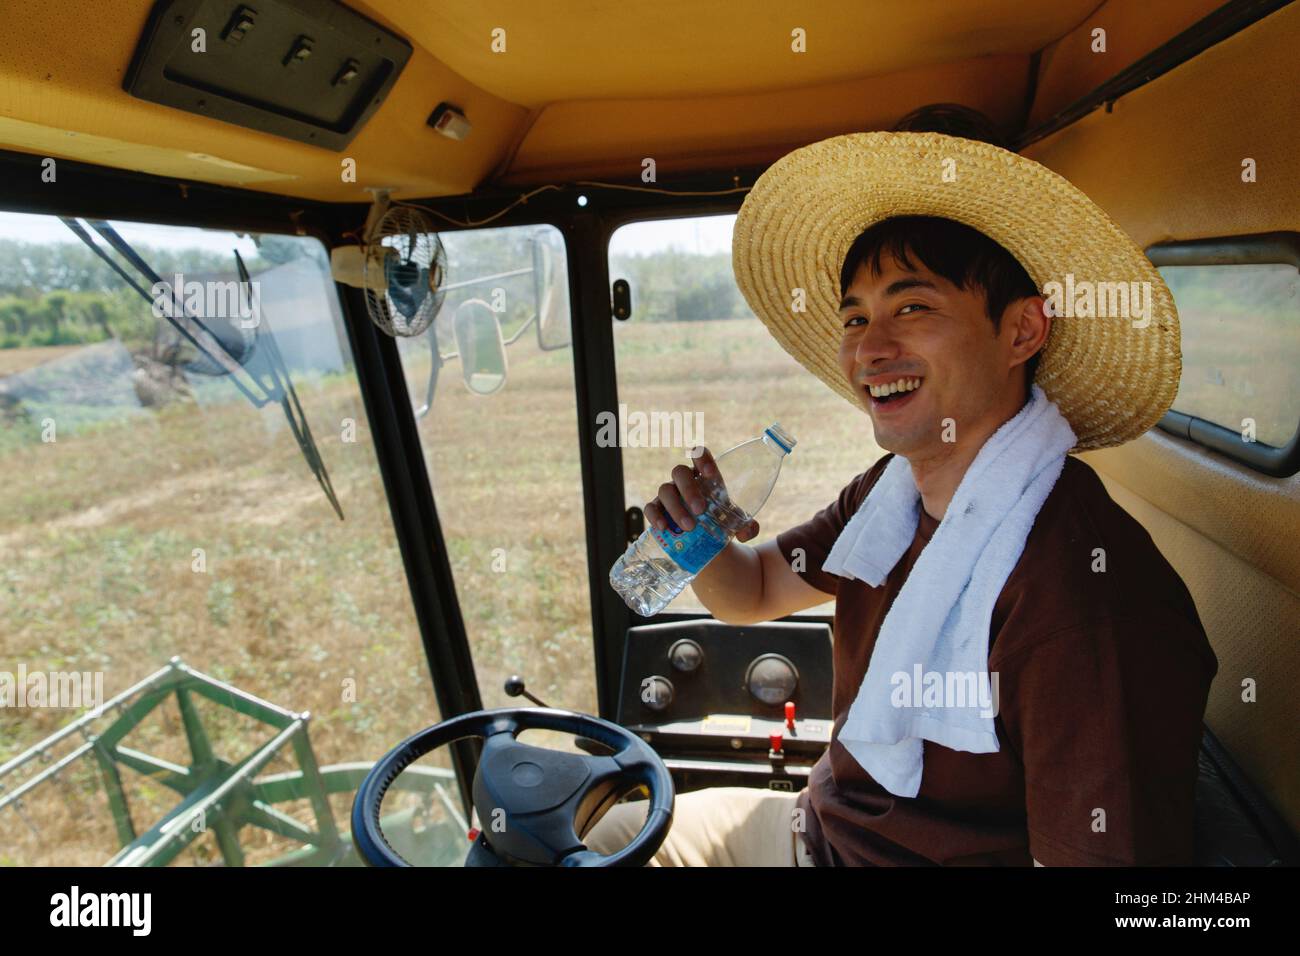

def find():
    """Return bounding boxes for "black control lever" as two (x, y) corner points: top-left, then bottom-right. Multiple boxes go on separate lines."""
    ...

(504, 675), (548, 707)
(503, 676), (615, 756)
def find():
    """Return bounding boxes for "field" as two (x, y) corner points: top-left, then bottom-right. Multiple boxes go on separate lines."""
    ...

(1161, 262), (1299, 447)
(0, 345), (85, 377)
(0, 352), (440, 863)
(0, 317), (876, 865)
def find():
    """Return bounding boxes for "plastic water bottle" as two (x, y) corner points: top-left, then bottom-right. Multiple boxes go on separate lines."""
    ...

(610, 423), (796, 617)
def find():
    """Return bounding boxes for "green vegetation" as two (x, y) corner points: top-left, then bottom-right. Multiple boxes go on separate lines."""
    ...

(611, 248), (750, 323)
(0, 235), (322, 350)
(0, 289), (137, 348)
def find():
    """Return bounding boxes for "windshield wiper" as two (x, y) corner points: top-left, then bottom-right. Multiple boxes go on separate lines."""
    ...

(63, 218), (265, 405)
(233, 248), (343, 519)
(61, 217), (344, 520)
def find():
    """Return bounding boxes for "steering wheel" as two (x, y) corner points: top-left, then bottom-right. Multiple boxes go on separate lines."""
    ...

(351, 707), (674, 867)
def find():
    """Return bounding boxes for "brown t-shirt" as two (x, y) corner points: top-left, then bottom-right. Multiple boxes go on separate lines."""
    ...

(776, 452), (1218, 866)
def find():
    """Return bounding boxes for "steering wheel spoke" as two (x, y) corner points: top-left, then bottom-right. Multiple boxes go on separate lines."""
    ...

(560, 849), (604, 867)
(611, 745), (661, 782)
(479, 712), (521, 738)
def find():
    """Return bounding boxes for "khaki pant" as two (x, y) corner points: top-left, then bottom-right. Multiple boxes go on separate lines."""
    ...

(583, 786), (817, 867)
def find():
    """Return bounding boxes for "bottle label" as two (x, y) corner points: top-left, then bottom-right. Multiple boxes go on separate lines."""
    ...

(651, 512), (727, 574)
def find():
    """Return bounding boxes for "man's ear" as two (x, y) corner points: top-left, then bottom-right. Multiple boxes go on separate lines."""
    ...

(1007, 295), (1051, 368)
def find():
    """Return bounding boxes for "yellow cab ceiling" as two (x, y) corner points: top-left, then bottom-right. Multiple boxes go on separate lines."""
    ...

(0, 0), (1250, 202)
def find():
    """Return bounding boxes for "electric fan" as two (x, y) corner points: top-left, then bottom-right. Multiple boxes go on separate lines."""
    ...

(333, 195), (448, 338)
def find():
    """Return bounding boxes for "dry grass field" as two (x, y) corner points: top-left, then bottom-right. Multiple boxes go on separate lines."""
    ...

(0, 356), (439, 863)
(0, 317), (877, 865)
(0, 345), (85, 377)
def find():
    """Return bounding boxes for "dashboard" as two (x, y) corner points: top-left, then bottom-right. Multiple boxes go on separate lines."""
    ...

(614, 619), (834, 793)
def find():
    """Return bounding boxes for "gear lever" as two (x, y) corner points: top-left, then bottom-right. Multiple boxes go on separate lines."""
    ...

(504, 674), (549, 707)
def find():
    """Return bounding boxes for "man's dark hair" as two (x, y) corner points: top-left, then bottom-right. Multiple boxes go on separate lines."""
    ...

(891, 103), (1012, 151)
(839, 215), (1044, 386)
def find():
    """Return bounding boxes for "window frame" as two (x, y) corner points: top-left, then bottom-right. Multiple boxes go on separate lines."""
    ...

(604, 210), (842, 623)
(1146, 232), (1300, 478)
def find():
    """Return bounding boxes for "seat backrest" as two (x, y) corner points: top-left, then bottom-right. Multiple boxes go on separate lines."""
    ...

(1082, 431), (1300, 845)
(1195, 727), (1300, 866)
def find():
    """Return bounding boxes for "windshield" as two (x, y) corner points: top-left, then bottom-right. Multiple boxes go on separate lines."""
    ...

(0, 212), (447, 865)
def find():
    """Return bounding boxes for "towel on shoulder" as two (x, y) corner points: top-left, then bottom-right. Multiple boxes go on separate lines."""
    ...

(823, 383), (1078, 797)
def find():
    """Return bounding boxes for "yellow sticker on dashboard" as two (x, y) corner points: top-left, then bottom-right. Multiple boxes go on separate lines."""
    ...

(701, 715), (751, 733)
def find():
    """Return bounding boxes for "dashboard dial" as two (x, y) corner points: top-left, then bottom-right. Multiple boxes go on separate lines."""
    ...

(745, 654), (798, 706)
(639, 675), (674, 713)
(668, 638), (704, 673)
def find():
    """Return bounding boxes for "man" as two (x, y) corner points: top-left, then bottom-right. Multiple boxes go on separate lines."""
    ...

(584, 129), (1217, 866)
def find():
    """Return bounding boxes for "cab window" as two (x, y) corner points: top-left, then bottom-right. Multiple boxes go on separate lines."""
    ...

(609, 214), (881, 618)
(0, 212), (446, 865)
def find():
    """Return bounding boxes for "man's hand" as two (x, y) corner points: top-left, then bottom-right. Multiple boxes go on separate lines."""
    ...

(643, 446), (760, 542)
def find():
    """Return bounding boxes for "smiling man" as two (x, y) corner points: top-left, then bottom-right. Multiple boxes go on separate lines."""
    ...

(835, 215), (1049, 522)
(584, 130), (1217, 866)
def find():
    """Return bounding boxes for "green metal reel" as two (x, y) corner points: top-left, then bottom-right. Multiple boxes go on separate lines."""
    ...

(0, 657), (467, 867)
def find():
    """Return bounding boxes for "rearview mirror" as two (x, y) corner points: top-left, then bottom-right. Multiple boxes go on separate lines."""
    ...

(533, 236), (571, 351)
(453, 298), (507, 395)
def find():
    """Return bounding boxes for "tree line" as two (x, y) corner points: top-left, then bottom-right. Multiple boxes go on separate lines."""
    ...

(1, 228), (752, 351)
(0, 235), (312, 349)
(610, 248), (750, 322)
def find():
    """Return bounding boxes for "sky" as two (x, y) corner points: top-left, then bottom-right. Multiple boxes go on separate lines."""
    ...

(0, 210), (260, 256)
(0, 207), (734, 258)
(608, 213), (735, 257)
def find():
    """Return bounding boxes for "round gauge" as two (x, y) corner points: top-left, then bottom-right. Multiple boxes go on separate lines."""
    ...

(745, 654), (799, 706)
(639, 675), (674, 713)
(668, 638), (704, 673)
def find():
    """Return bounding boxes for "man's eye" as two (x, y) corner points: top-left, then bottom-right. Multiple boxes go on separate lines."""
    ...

(842, 315), (867, 328)
(898, 303), (928, 316)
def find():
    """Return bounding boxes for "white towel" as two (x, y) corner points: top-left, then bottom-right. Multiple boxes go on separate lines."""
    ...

(823, 383), (1077, 797)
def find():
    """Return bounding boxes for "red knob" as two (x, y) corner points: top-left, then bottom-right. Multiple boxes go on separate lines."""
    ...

(784, 701), (796, 729)
(769, 731), (783, 753)
(467, 827), (480, 843)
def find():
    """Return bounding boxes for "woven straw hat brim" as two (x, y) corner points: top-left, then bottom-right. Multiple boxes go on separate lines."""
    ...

(732, 131), (1181, 451)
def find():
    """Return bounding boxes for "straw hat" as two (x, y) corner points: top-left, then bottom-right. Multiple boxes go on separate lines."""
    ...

(732, 131), (1181, 451)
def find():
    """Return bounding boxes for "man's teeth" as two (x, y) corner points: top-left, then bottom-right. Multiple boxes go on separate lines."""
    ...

(868, 378), (922, 398)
